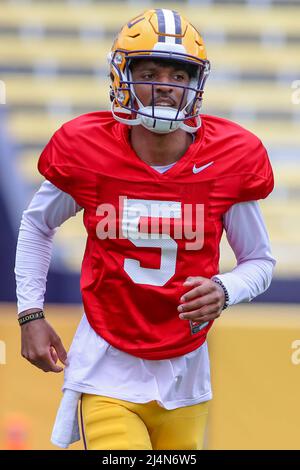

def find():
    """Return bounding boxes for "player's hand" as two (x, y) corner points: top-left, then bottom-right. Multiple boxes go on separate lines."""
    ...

(177, 276), (225, 324)
(20, 314), (68, 373)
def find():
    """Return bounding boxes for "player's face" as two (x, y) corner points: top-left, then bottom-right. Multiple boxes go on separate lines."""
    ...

(131, 60), (190, 110)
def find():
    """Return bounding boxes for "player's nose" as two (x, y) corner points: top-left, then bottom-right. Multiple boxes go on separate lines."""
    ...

(154, 71), (175, 91)
(154, 83), (174, 100)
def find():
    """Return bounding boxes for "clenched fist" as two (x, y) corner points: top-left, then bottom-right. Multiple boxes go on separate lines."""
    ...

(177, 276), (226, 324)
(20, 309), (68, 373)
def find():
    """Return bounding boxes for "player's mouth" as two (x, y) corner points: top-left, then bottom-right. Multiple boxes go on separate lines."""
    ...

(156, 103), (175, 107)
(153, 98), (176, 107)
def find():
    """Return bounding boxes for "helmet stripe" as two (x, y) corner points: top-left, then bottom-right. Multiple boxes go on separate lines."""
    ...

(156, 9), (182, 45)
(156, 9), (166, 43)
(162, 9), (175, 43)
(172, 10), (182, 44)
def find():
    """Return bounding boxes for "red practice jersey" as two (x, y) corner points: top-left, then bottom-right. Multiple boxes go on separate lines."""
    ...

(38, 111), (274, 359)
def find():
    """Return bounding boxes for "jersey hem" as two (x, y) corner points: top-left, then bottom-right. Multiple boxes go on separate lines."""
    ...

(87, 323), (208, 360)
(62, 382), (212, 409)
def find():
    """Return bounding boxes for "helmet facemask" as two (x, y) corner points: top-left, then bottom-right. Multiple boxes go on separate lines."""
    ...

(110, 50), (210, 134)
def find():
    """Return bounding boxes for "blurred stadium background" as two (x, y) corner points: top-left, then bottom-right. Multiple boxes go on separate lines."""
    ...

(0, 0), (299, 450)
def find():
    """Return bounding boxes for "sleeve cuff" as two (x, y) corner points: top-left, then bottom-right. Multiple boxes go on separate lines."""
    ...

(17, 303), (44, 316)
(211, 272), (251, 306)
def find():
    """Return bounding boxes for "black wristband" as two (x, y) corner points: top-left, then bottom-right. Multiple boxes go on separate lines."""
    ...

(212, 278), (230, 310)
(18, 310), (45, 326)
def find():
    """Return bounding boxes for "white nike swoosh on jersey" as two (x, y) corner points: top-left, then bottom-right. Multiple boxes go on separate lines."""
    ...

(192, 161), (214, 174)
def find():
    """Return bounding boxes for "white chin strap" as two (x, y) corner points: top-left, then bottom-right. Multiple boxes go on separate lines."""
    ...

(139, 106), (184, 134)
(112, 101), (201, 134)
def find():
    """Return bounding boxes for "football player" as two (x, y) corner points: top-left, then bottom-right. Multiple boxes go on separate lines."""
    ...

(15, 9), (276, 450)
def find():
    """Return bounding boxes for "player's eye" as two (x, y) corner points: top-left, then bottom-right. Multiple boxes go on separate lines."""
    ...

(141, 72), (155, 80)
(173, 73), (186, 81)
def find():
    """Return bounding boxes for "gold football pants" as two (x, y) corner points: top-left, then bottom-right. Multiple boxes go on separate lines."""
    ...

(81, 393), (209, 450)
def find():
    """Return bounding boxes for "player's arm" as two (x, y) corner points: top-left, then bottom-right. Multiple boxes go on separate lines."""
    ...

(15, 180), (82, 372)
(178, 201), (276, 323)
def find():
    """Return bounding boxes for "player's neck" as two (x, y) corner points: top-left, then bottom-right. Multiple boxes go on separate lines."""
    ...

(130, 126), (193, 166)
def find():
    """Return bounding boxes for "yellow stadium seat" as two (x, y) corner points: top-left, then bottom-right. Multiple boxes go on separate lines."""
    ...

(5, 75), (109, 107)
(0, 4), (299, 37)
(1, 38), (299, 75)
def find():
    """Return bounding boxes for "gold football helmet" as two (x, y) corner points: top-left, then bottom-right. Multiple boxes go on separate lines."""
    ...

(109, 8), (210, 134)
